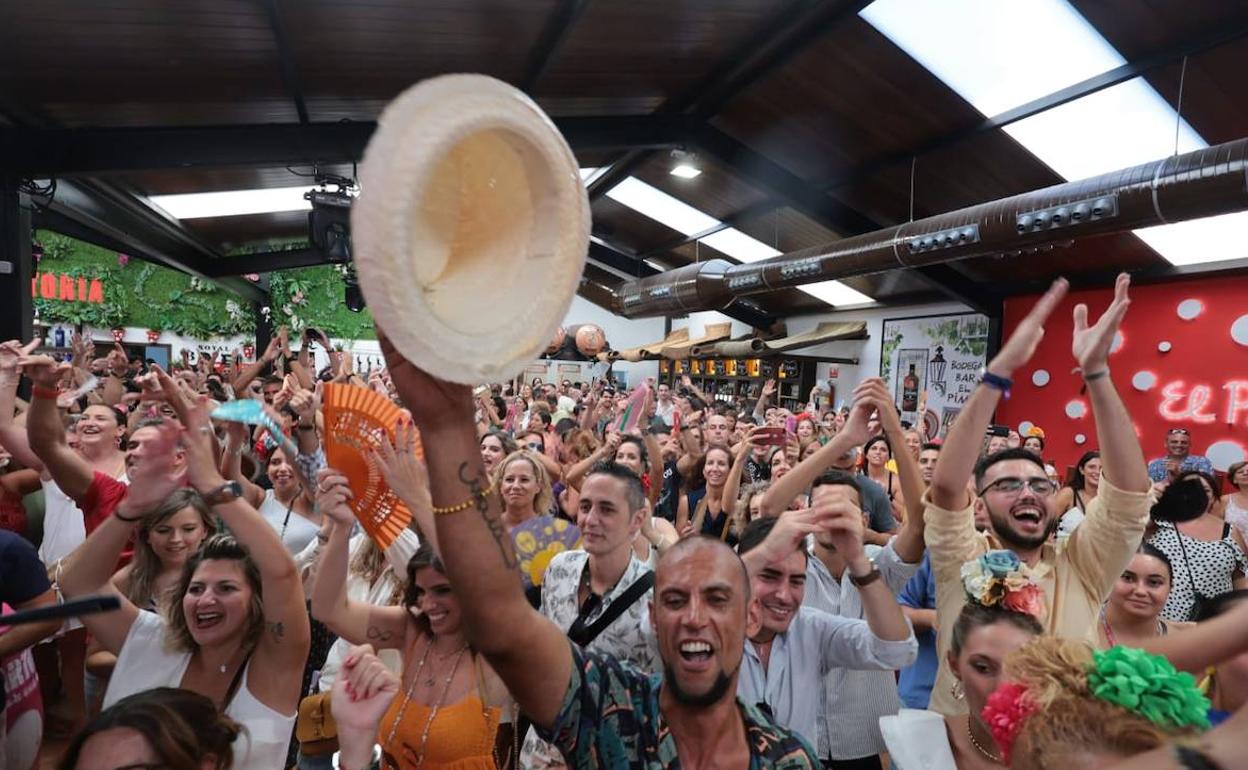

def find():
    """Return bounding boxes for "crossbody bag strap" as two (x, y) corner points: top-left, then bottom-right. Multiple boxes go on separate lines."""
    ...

(568, 571), (656, 648)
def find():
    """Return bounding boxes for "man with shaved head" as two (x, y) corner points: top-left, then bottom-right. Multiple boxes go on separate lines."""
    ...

(380, 340), (820, 770)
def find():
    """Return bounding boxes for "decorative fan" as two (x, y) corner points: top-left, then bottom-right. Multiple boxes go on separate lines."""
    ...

(321, 383), (423, 549)
(210, 399), (293, 453)
(512, 515), (581, 590)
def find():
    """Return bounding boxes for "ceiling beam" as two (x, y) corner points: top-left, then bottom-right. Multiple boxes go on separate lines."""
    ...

(2, 115), (701, 176)
(200, 247), (330, 277)
(38, 179), (266, 303)
(521, 0), (595, 93)
(587, 0), (871, 202)
(263, 0), (310, 124)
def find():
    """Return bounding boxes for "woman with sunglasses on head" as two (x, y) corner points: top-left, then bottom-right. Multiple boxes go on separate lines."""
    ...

(1146, 470), (1248, 622)
(1054, 450), (1101, 538)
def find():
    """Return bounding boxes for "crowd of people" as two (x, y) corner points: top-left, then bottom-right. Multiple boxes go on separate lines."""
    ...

(1, 272), (1246, 770)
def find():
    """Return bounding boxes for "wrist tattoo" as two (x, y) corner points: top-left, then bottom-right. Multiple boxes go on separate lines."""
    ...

(458, 462), (518, 569)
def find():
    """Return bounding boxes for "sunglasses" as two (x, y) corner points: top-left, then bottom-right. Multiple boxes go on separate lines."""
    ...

(1167, 429), (1190, 436)
(979, 476), (1057, 497)
(526, 442), (544, 452)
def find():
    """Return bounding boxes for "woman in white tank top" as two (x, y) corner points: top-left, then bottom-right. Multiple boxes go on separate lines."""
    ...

(58, 392), (310, 770)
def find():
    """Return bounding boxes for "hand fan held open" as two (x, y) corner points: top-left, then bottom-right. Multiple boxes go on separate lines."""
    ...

(321, 383), (424, 550)
(352, 74), (591, 385)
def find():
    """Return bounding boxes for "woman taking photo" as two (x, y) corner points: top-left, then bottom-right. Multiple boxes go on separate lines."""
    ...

(676, 444), (736, 545)
(1055, 450), (1101, 537)
(1146, 470), (1248, 621)
(57, 370), (309, 770)
(1097, 544), (1184, 648)
(312, 463), (513, 770)
(224, 424), (320, 555)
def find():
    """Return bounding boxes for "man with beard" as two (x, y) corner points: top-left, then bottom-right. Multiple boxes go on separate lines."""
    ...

(380, 336), (821, 769)
(924, 274), (1151, 716)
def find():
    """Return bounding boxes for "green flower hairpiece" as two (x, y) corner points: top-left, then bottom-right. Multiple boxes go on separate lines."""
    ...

(1088, 647), (1211, 731)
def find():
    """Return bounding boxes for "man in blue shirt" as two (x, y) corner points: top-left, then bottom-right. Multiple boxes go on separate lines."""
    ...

(897, 554), (938, 709)
(1147, 427), (1214, 482)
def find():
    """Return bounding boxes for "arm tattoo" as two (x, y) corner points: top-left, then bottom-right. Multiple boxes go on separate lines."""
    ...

(267, 621), (285, 639)
(366, 625), (394, 642)
(458, 461), (519, 569)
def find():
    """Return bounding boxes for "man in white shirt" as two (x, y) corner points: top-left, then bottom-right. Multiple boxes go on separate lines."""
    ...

(654, 382), (676, 426)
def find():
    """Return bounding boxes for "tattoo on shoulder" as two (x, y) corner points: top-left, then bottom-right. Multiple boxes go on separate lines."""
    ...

(458, 461), (518, 569)
(267, 621), (285, 639)
(366, 625), (394, 642)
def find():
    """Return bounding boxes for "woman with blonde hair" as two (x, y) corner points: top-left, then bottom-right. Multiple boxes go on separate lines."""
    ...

(493, 450), (579, 602)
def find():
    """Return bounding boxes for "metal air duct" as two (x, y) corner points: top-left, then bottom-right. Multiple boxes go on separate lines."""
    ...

(613, 137), (1248, 317)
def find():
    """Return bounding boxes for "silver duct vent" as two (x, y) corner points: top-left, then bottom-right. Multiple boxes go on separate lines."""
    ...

(613, 137), (1248, 318)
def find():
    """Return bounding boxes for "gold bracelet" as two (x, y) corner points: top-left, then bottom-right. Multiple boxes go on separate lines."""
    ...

(431, 479), (498, 516)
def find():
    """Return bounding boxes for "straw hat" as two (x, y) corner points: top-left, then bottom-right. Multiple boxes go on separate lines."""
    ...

(353, 73), (590, 384)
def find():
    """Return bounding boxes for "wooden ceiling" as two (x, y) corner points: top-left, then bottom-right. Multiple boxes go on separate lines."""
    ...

(4, 0), (1247, 322)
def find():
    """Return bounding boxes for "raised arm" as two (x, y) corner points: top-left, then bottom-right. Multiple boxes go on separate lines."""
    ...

(220, 421), (266, 509)
(380, 331), (571, 731)
(759, 383), (874, 518)
(643, 431), (664, 506)
(721, 427), (760, 515)
(868, 380), (926, 562)
(232, 335), (280, 394)
(0, 340), (44, 471)
(309, 470), (408, 648)
(680, 374), (711, 406)
(564, 432), (620, 491)
(21, 355), (96, 499)
(753, 379), (776, 423)
(821, 485), (912, 642)
(1074, 274), (1148, 494)
(930, 279), (1068, 509)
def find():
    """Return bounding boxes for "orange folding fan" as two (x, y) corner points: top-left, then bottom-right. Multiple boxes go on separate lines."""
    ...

(321, 383), (424, 549)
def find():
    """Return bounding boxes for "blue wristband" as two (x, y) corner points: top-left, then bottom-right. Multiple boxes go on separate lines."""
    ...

(978, 368), (1013, 399)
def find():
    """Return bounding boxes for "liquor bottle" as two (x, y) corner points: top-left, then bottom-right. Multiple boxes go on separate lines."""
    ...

(902, 364), (919, 413)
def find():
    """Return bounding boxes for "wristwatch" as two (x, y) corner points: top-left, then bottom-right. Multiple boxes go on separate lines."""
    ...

(848, 563), (882, 587)
(202, 480), (244, 506)
(332, 744), (382, 770)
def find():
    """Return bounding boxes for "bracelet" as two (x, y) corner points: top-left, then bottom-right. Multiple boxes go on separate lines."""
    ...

(114, 507), (143, 523)
(1173, 745), (1223, 770)
(431, 478), (498, 516)
(296, 423), (316, 431)
(31, 385), (61, 400)
(1083, 368), (1110, 382)
(977, 368), (1013, 400)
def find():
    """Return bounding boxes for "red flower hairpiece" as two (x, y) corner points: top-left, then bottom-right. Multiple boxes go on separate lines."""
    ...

(981, 681), (1037, 765)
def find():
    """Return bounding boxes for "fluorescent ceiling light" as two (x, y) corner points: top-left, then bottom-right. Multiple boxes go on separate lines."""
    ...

(670, 164), (702, 179)
(701, 228), (780, 262)
(861, 0), (1122, 117)
(149, 186), (313, 219)
(799, 281), (876, 307)
(861, 0), (1245, 267)
(605, 177), (719, 235)
(578, 167), (599, 181)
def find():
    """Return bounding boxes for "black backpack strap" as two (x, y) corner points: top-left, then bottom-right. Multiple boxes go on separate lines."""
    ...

(568, 571), (656, 648)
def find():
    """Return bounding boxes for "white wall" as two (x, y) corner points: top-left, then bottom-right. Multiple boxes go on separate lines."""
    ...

(671, 300), (975, 399)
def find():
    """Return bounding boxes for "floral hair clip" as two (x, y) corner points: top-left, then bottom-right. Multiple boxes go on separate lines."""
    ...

(960, 550), (1046, 618)
(981, 681), (1037, 765)
(1088, 646), (1211, 731)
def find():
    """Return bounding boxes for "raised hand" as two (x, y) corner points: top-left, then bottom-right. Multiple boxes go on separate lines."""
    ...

(761, 379), (777, 399)
(988, 277), (1069, 377)
(333, 645), (400, 740)
(115, 421), (187, 517)
(18, 353), (69, 390)
(288, 382), (320, 422)
(810, 486), (866, 564)
(1073, 272), (1130, 373)
(1, 340), (39, 378)
(315, 468), (357, 528)
(373, 419), (430, 512)
(152, 366), (222, 490)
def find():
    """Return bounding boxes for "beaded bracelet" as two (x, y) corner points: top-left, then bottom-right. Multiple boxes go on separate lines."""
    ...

(31, 385), (61, 400)
(432, 478), (498, 516)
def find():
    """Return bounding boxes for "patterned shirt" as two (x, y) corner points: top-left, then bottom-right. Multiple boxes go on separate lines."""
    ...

(538, 642), (820, 770)
(523, 551), (660, 770)
(1147, 454), (1214, 482)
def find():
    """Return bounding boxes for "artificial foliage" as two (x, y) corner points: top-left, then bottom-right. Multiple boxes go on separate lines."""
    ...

(32, 233), (377, 340)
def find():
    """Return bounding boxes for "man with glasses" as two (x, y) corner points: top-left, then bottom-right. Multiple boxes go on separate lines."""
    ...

(1146, 427), (1214, 482)
(922, 274), (1151, 716)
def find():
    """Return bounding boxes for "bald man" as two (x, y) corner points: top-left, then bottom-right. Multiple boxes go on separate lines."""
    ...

(382, 338), (819, 770)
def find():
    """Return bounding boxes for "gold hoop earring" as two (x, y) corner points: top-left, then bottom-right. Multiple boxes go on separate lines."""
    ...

(951, 680), (965, 701)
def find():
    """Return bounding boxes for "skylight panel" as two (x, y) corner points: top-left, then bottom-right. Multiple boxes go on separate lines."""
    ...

(604, 177), (719, 236)
(150, 186), (313, 219)
(1134, 212), (1248, 267)
(700, 228), (781, 262)
(860, 0), (1122, 116)
(799, 281), (876, 307)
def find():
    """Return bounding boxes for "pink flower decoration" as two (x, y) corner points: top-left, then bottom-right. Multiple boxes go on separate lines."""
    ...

(1002, 584), (1046, 619)
(982, 682), (1036, 765)
(117, 253), (130, 267)
(245, 273), (261, 282)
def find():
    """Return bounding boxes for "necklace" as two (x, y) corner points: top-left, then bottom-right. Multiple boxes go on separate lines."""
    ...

(383, 636), (469, 767)
(967, 719), (1002, 764)
(1100, 605), (1164, 647)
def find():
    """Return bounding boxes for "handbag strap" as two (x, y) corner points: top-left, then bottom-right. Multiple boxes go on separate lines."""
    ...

(567, 571), (656, 647)
(1170, 524), (1202, 600)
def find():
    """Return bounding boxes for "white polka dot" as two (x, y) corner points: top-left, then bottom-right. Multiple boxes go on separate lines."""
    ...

(1132, 371), (1157, 391)
(1177, 299), (1203, 320)
(1075, 434), (1087, 445)
(1158, 341), (1172, 353)
(1031, 369), (1050, 387)
(1232, 315), (1248, 346)
(1019, 421), (1034, 436)
(1205, 440), (1246, 472)
(1065, 400), (1087, 419)
(1110, 331), (1125, 354)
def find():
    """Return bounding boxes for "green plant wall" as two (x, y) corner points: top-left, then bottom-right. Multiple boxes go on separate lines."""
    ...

(33, 232), (377, 340)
